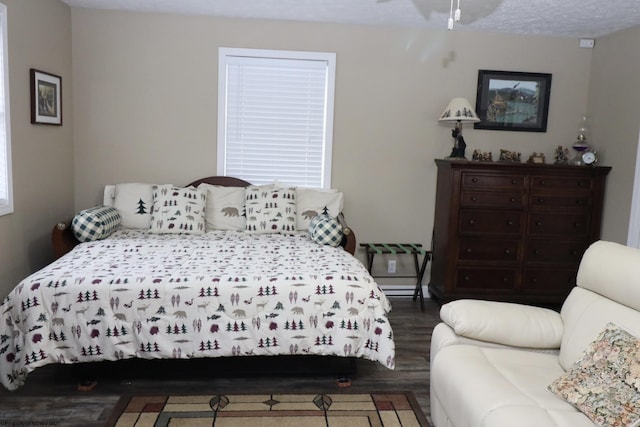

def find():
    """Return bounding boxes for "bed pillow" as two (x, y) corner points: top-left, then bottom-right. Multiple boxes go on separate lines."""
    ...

(71, 206), (121, 242)
(309, 213), (344, 247)
(245, 185), (296, 234)
(548, 323), (640, 427)
(149, 185), (206, 234)
(112, 183), (154, 229)
(296, 187), (344, 231)
(199, 183), (246, 231)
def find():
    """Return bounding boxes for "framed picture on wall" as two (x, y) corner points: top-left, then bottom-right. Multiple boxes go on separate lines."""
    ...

(474, 70), (551, 132)
(30, 69), (62, 125)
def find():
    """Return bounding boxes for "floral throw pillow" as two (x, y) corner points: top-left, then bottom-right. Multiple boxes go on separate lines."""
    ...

(548, 323), (640, 427)
(149, 185), (206, 234)
(245, 185), (296, 234)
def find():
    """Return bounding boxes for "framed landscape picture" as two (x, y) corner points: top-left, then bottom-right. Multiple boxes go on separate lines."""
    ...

(30, 69), (62, 125)
(474, 70), (551, 132)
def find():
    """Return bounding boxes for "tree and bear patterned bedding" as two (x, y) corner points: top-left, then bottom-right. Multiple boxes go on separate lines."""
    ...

(0, 180), (395, 390)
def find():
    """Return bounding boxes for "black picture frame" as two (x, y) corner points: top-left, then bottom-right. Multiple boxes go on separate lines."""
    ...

(30, 68), (62, 125)
(474, 70), (551, 132)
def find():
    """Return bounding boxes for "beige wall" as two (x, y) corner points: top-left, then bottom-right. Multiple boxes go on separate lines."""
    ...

(587, 26), (640, 244)
(71, 9), (595, 277)
(0, 0), (73, 298)
(4, 5), (633, 297)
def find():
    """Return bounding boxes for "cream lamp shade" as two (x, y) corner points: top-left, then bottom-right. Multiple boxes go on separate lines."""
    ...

(438, 97), (480, 123)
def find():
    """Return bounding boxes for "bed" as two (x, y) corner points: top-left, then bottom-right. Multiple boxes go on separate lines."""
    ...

(0, 177), (395, 390)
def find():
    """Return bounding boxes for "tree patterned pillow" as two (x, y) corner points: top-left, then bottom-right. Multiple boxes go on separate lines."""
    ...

(245, 185), (297, 234)
(149, 185), (206, 234)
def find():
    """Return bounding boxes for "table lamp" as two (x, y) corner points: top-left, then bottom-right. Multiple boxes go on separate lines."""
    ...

(438, 97), (480, 160)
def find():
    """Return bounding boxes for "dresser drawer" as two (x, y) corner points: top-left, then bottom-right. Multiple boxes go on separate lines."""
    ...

(529, 193), (591, 210)
(455, 268), (518, 291)
(459, 210), (523, 235)
(522, 268), (577, 296)
(530, 175), (593, 191)
(528, 213), (590, 236)
(525, 240), (587, 263)
(461, 191), (524, 209)
(461, 173), (525, 190)
(458, 239), (520, 261)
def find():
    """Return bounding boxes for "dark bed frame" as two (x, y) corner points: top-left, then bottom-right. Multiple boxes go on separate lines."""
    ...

(52, 176), (356, 259)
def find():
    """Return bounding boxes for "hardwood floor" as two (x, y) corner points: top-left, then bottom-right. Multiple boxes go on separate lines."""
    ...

(0, 297), (441, 426)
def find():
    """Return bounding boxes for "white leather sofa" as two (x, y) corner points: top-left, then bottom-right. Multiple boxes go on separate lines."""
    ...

(430, 240), (640, 427)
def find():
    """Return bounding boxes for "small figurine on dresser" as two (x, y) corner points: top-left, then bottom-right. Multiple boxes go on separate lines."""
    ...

(554, 145), (570, 164)
(499, 149), (521, 163)
(472, 149), (493, 162)
(527, 152), (546, 164)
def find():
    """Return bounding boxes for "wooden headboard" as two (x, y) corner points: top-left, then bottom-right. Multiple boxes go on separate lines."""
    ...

(52, 176), (355, 258)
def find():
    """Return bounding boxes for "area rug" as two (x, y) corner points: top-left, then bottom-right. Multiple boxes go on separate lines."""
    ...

(106, 392), (429, 427)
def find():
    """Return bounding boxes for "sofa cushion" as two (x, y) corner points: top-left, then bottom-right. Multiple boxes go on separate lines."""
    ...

(440, 299), (563, 349)
(431, 345), (593, 427)
(576, 241), (640, 313)
(559, 286), (640, 372)
(549, 323), (640, 427)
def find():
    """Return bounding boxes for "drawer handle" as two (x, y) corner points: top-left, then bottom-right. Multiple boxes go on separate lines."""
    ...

(577, 181), (585, 187)
(503, 277), (509, 283)
(468, 220), (475, 225)
(472, 178), (479, 183)
(576, 199), (584, 205)
(538, 198), (544, 204)
(536, 221), (543, 226)
(574, 223), (582, 228)
(511, 179), (517, 185)
(533, 249), (540, 255)
(466, 248), (472, 253)
(471, 196), (477, 202)
(504, 249), (511, 255)
(510, 197), (517, 203)
(571, 250), (579, 256)
(507, 220), (514, 226)
(539, 180), (545, 185)
(464, 276), (470, 281)
(531, 278), (538, 284)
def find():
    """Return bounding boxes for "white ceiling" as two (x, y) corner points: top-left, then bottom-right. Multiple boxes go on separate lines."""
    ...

(60, 0), (640, 39)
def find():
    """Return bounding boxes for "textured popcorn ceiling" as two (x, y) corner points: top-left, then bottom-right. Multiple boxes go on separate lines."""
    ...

(60, 0), (640, 39)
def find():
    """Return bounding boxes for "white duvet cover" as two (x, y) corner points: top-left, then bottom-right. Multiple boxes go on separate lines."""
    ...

(0, 229), (395, 390)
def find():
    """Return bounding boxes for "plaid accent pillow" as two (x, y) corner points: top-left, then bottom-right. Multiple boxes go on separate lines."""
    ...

(72, 206), (121, 242)
(309, 214), (343, 247)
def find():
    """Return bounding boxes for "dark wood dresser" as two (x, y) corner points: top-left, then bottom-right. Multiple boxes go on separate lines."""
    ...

(428, 159), (611, 306)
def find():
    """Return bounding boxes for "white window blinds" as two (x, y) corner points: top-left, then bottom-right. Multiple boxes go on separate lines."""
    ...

(0, 4), (12, 216)
(218, 48), (335, 188)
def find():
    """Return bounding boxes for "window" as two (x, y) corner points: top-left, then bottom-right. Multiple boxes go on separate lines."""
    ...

(217, 48), (336, 188)
(0, 3), (12, 216)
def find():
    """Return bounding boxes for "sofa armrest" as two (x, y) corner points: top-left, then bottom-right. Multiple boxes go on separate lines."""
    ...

(440, 299), (564, 349)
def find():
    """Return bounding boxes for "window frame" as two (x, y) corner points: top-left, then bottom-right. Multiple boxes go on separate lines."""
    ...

(217, 47), (336, 189)
(0, 3), (12, 217)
